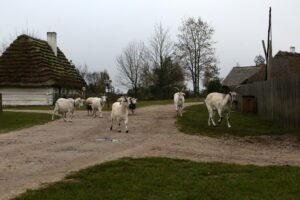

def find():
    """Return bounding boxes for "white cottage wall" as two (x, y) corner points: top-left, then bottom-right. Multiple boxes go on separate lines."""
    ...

(0, 87), (54, 106)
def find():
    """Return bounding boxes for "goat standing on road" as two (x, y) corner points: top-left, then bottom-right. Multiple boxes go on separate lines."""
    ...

(110, 96), (129, 133)
(174, 91), (185, 117)
(204, 92), (237, 128)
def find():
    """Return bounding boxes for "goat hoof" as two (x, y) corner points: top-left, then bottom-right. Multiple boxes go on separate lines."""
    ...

(126, 130), (129, 133)
(118, 130), (121, 133)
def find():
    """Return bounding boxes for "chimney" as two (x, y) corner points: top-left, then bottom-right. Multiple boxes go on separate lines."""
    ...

(47, 32), (57, 56)
(290, 46), (295, 53)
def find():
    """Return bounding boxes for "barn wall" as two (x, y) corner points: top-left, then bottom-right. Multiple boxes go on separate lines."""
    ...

(238, 75), (300, 128)
(0, 87), (54, 106)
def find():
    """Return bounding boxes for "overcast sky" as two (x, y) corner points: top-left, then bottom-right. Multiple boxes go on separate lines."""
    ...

(1, 0), (300, 88)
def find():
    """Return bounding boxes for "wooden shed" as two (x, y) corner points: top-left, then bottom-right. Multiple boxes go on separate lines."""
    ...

(0, 33), (86, 105)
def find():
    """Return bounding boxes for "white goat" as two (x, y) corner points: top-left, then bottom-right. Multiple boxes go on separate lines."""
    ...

(204, 92), (237, 128)
(85, 97), (97, 116)
(86, 96), (107, 117)
(118, 97), (137, 114)
(110, 96), (129, 133)
(91, 97), (105, 118)
(52, 97), (83, 122)
(174, 92), (185, 117)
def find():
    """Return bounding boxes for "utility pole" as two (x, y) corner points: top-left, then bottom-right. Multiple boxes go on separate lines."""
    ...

(105, 80), (112, 108)
(263, 7), (272, 81)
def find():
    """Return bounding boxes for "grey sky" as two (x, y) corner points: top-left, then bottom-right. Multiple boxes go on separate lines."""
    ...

(1, 0), (300, 89)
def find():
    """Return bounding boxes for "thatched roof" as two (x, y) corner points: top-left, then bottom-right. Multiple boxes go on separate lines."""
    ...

(222, 66), (262, 87)
(0, 34), (86, 88)
(271, 51), (300, 79)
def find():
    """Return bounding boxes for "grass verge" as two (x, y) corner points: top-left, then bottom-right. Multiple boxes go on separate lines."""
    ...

(0, 111), (57, 134)
(176, 104), (299, 137)
(13, 157), (300, 200)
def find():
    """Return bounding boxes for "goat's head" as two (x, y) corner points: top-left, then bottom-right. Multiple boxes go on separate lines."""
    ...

(74, 97), (84, 107)
(118, 96), (129, 106)
(229, 91), (238, 102)
(178, 92), (185, 99)
(129, 97), (137, 105)
(101, 95), (107, 103)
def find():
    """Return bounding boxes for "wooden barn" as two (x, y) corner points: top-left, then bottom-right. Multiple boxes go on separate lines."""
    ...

(223, 50), (300, 128)
(0, 32), (86, 106)
(222, 64), (266, 113)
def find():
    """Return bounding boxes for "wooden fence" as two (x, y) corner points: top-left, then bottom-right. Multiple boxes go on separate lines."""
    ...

(0, 93), (2, 112)
(238, 75), (300, 128)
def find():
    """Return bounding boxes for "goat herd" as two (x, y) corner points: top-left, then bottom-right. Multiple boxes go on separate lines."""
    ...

(51, 91), (237, 133)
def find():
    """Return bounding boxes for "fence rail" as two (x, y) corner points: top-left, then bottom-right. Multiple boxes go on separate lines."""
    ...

(238, 75), (300, 128)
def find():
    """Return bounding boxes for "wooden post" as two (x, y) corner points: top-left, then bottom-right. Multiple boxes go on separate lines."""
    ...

(265, 7), (272, 81)
(0, 93), (2, 113)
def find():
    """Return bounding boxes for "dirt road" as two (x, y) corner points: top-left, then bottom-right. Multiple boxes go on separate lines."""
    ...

(1, 103), (300, 200)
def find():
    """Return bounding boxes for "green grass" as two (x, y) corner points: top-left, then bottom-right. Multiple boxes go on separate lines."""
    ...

(13, 157), (300, 200)
(176, 104), (299, 137)
(0, 111), (57, 134)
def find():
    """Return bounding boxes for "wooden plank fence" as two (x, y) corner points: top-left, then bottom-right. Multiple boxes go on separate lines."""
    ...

(238, 75), (300, 128)
(0, 93), (2, 112)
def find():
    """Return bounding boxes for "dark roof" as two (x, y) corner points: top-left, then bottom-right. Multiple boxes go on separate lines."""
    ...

(222, 65), (262, 87)
(271, 51), (300, 79)
(0, 34), (86, 88)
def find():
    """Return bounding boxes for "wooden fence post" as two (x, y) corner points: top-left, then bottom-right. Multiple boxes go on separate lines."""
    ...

(0, 93), (2, 113)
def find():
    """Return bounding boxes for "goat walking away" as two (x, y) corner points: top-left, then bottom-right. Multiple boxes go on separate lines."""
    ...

(204, 92), (237, 128)
(85, 96), (107, 117)
(52, 97), (83, 122)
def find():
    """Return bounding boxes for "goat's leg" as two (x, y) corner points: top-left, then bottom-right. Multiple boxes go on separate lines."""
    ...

(118, 121), (121, 132)
(226, 112), (231, 128)
(99, 107), (103, 118)
(180, 106), (183, 117)
(124, 118), (129, 133)
(217, 109), (223, 124)
(175, 105), (179, 116)
(69, 111), (74, 122)
(63, 113), (67, 122)
(110, 118), (113, 131)
(207, 108), (216, 126)
(52, 108), (57, 120)
(178, 105), (182, 117)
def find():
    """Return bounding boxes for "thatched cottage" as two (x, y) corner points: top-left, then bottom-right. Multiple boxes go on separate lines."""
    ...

(222, 64), (266, 91)
(0, 32), (86, 105)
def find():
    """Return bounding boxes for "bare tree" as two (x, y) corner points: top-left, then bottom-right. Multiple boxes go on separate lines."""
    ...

(176, 17), (217, 94)
(116, 41), (148, 96)
(86, 70), (110, 96)
(149, 23), (173, 70)
(75, 63), (89, 82)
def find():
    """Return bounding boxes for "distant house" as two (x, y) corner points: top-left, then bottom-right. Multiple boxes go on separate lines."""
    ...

(0, 32), (86, 106)
(222, 64), (266, 91)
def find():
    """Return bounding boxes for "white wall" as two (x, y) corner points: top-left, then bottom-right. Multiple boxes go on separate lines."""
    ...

(0, 87), (54, 106)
